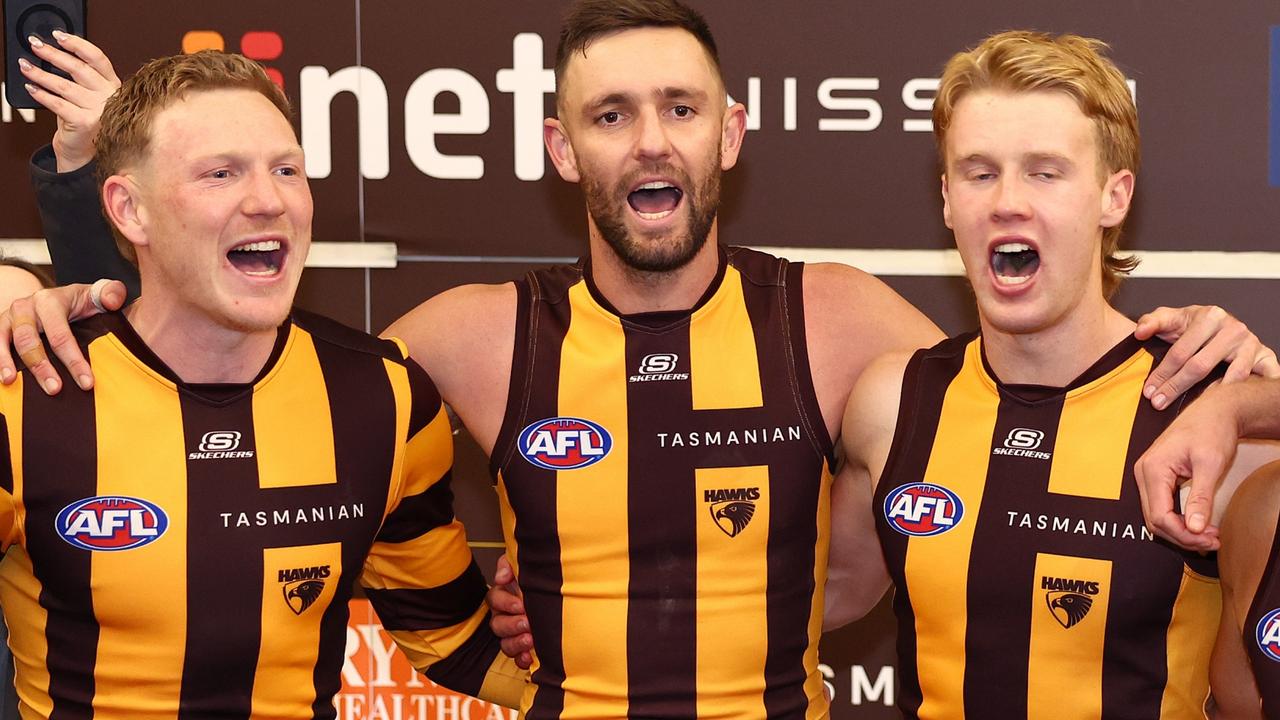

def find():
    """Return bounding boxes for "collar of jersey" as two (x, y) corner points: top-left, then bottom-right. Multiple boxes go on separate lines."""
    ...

(580, 244), (730, 331)
(973, 333), (1150, 404)
(98, 310), (293, 404)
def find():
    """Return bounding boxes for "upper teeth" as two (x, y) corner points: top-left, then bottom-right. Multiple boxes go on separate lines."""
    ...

(638, 181), (674, 190)
(236, 240), (281, 252)
(994, 242), (1032, 253)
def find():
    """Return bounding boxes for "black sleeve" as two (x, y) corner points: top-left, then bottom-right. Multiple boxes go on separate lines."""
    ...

(29, 145), (141, 302)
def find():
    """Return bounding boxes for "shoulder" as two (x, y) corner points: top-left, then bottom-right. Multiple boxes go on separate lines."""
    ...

(1221, 461), (1280, 597)
(291, 308), (404, 361)
(842, 350), (914, 461)
(386, 282), (518, 357)
(800, 261), (944, 351)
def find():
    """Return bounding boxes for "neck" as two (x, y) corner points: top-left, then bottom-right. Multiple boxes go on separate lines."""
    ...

(587, 220), (723, 315)
(125, 294), (279, 385)
(980, 300), (1136, 387)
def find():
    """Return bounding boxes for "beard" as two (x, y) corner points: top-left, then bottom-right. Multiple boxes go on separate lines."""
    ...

(580, 153), (722, 274)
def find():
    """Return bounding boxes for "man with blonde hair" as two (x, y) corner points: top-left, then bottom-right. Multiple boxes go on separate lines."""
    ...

(830, 30), (1278, 718)
(0, 50), (522, 717)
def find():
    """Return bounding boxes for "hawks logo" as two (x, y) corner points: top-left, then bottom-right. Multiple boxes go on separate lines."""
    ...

(518, 417), (612, 470)
(1256, 608), (1280, 661)
(56, 496), (169, 551)
(1042, 576), (1101, 629)
(280, 565), (331, 615)
(883, 483), (963, 537)
(704, 487), (760, 537)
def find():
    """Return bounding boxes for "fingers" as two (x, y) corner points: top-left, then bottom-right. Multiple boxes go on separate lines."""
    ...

(487, 582), (524, 616)
(28, 32), (118, 89)
(493, 553), (515, 587)
(19, 58), (96, 109)
(498, 635), (534, 669)
(1133, 306), (1180, 341)
(8, 297), (61, 395)
(1144, 306), (1241, 410)
(90, 279), (127, 313)
(1255, 349), (1280, 379)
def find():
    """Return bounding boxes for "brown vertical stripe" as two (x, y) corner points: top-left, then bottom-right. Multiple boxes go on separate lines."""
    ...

(503, 275), (570, 720)
(960, 392), (1063, 716)
(624, 313), (697, 718)
(874, 337), (968, 719)
(309, 337), (400, 719)
(751, 262), (821, 718)
(176, 387), (260, 720)
(23, 370), (99, 719)
(0, 414), (11, 495)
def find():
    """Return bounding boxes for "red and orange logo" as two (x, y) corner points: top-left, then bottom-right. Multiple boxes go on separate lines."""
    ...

(181, 30), (284, 88)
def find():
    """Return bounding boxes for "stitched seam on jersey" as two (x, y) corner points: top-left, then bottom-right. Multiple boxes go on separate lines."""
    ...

(498, 274), (543, 473)
(778, 259), (831, 461)
(1180, 565), (1221, 585)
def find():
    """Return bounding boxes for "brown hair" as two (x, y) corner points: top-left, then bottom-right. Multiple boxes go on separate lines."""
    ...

(933, 31), (1140, 297)
(554, 0), (722, 100)
(0, 256), (54, 288)
(95, 51), (292, 264)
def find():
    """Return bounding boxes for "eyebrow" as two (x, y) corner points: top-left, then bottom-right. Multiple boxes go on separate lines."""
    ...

(951, 151), (1075, 167)
(582, 86), (711, 114)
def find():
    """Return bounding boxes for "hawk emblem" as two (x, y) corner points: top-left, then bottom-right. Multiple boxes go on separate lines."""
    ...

(283, 579), (326, 615)
(711, 501), (756, 537)
(1047, 591), (1093, 629)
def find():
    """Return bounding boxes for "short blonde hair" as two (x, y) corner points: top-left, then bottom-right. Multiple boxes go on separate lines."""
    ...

(95, 51), (292, 264)
(932, 31), (1140, 297)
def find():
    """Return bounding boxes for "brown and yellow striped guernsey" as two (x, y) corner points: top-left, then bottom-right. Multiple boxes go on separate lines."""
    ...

(876, 332), (1221, 720)
(0, 309), (517, 720)
(1242, 506), (1280, 716)
(490, 246), (835, 719)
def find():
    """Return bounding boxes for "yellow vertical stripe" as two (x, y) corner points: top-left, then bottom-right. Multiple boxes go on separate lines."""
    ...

(1160, 569), (1220, 719)
(90, 336), (189, 718)
(254, 329), (337, 489)
(1, 547), (52, 719)
(0, 375), (22, 550)
(381, 358), (411, 517)
(694, 466), (769, 719)
(251, 543), (343, 717)
(804, 465), (834, 720)
(1048, 350), (1150, 500)
(557, 281), (630, 718)
(910, 339), (998, 720)
(689, 266), (763, 410)
(1027, 554), (1111, 718)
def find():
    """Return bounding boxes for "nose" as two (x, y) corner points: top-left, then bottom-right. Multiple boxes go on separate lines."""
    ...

(992, 175), (1031, 221)
(241, 168), (287, 218)
(633, 107), (672, 161)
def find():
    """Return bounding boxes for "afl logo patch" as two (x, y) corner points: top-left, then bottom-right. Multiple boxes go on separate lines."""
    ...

(518, 417), (613, 470)
(1256, 608), (1280, 662)
(56, 496), (169, 552)
(883, 483), (964, 537)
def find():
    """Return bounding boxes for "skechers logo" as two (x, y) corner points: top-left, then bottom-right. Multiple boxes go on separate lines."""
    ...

(1257, 608), (1280, 661)
(992, 428), (1051, 460)
(703, 487), (760, 537)
(629, 353), (689, 383)
(1042, 575), (1100, 629)
(56, 496), (169, 552)
(883, 483), (963, 537)
(189, 430), (255, 460)
(279, 565), (330, 615)
(518, 417), (612, 470)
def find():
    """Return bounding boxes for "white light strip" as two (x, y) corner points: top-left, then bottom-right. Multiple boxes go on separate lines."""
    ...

(5, 239), (1279, 279)
(751, 247), (1280, 280)
(0, 240), (399, 269)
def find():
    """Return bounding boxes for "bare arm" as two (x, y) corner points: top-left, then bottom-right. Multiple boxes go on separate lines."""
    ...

(824, 351), (911, 630)
(1138, 379), (1280, 550)
(383, 282), (517, 455)
(1209, 463), (1280, 719)
(1136, 306), (1280, 410)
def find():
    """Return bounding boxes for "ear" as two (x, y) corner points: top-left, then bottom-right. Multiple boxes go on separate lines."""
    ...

(940, 174), (953, 229)
(543, 117), (581, 183)
(719, 101), (748, 171)
(1099, 169), (1135, 228)
(101, 175), (148, 250)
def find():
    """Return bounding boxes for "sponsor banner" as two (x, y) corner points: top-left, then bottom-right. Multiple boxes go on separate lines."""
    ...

(339, 599), (516, 720)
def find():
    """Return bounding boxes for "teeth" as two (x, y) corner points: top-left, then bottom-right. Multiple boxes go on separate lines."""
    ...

(994, 242), (1032, 254)
(241, 266), (280, 277)
(995, 274), (1031, 286)
(234, 240), (282, 253)
(637, 209), (675, 220)
(637, 181), (674, 190)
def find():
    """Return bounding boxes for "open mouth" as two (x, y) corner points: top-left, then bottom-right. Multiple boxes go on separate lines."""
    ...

(227, 239), (286, 277)
(990, 242), (1039, 286)
(627, 180), (684, 220)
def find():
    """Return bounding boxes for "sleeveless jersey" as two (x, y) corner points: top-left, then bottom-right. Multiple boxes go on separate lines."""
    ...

(490, 246), (834, 719)
(875, 333), (1220, 720)
(0, 310), (518, 719)
(1243, 504), (1280, 718)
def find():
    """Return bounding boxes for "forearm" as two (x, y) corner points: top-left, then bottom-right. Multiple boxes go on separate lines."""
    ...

(29, 145), (140, 300)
